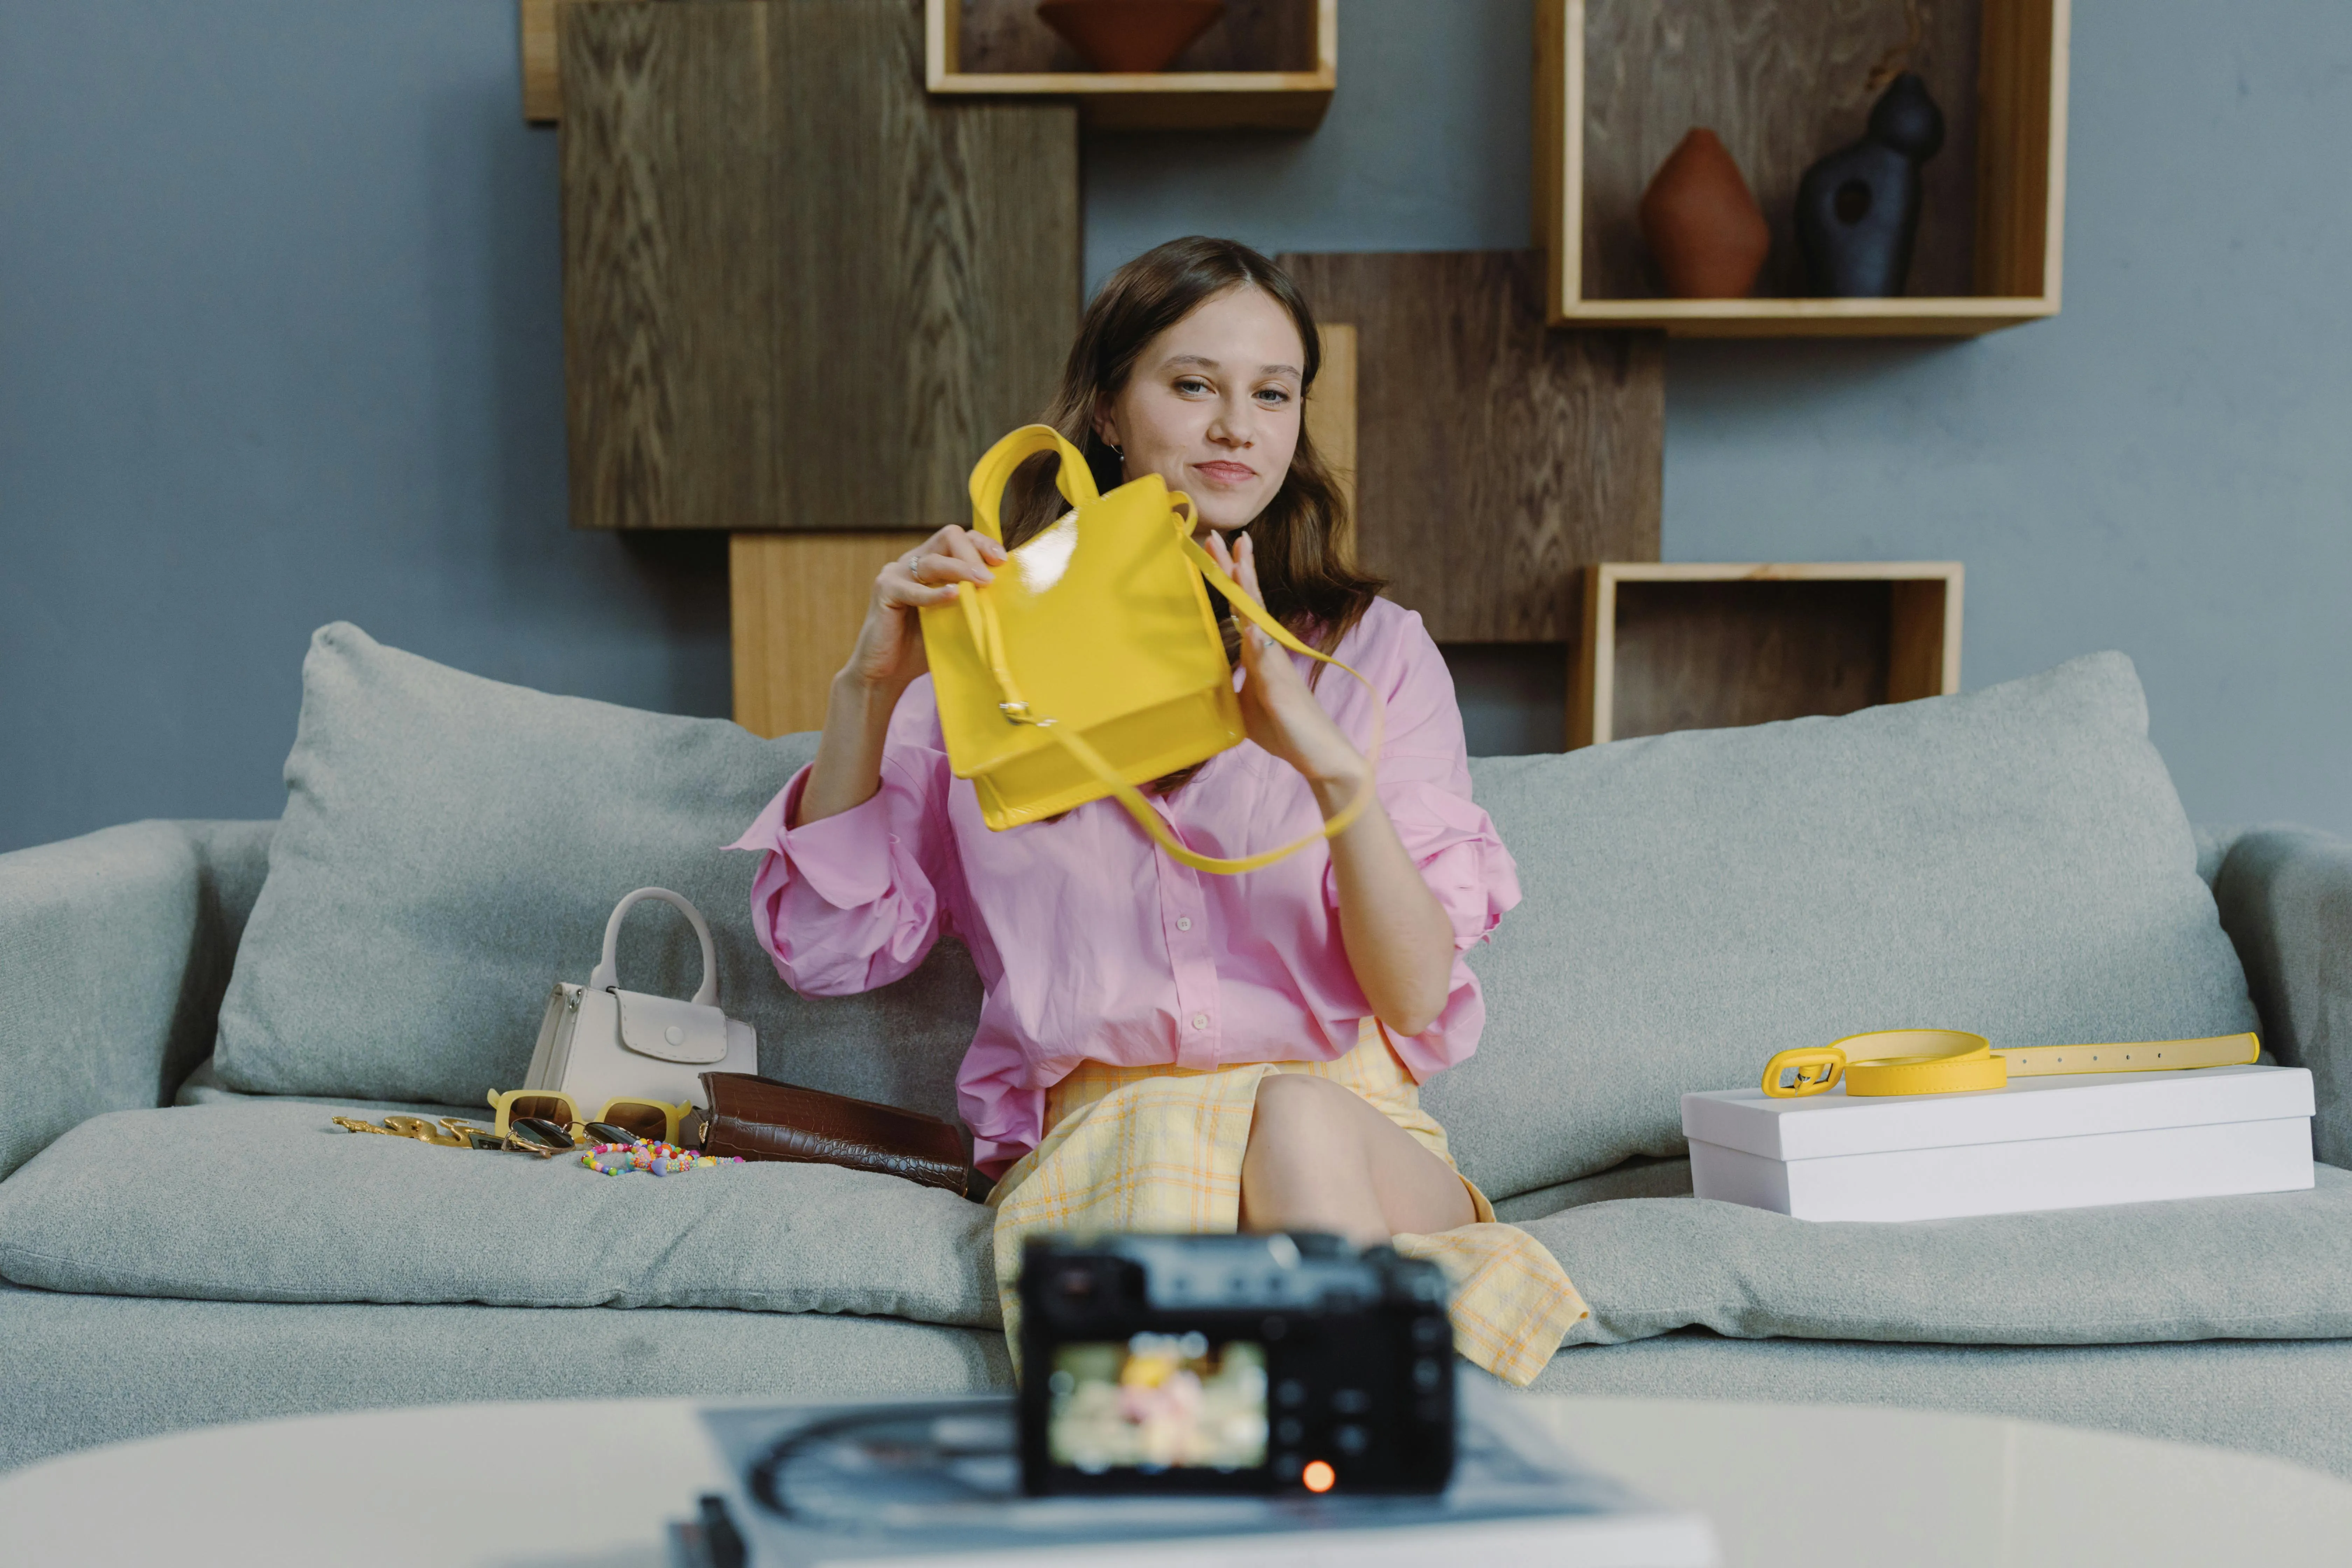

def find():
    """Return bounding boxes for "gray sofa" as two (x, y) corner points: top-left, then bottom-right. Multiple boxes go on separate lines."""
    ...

(4, 624), (2350, 1480)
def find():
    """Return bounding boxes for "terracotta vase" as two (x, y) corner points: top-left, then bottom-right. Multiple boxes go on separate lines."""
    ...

(1638, 129), (1771, 299)
(1036, 0), (1226, 75)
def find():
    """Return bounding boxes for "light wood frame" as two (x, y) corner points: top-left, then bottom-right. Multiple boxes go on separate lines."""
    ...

(530, 1), (1335, 130)
(1571, 561), (1963, 748)
(924, 0), (1336, 131)
(1533, 0), (2069, 336)
(521, 0), (562, 121)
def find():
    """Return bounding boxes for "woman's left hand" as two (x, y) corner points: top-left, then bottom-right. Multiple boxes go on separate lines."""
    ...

(1204, 532), (1369, 818)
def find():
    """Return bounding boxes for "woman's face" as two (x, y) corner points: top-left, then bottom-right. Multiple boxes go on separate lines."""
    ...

(1093, 284), (1306, 535)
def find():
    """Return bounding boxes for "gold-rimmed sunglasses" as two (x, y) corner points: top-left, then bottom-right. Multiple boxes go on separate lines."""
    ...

(483, 1088), (694, 1146)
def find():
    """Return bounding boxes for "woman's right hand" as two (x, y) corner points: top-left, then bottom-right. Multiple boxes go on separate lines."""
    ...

(841, 525), (1007, 695)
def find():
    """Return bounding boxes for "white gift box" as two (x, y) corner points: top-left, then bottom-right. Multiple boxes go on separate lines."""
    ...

(1681, 1064), (2316, 1222)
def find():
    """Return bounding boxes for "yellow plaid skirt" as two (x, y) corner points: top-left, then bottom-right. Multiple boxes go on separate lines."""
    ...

(987, 1020), (1588, 1388)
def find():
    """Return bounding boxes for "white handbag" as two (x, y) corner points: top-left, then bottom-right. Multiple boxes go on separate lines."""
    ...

(522, 887), (757, 1113)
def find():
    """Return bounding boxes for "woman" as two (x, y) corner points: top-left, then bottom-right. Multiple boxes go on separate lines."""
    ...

(731, 237), (1585, 1386)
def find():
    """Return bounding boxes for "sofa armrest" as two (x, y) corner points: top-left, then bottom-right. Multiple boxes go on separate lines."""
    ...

(0, 819), (273, 1179)
(2213, 827), (2352, 1167)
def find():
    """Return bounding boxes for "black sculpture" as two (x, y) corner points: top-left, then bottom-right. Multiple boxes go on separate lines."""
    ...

(1795, 72), (1945, 298)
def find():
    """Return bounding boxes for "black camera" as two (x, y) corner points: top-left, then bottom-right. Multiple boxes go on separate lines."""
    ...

(1017, 1232), (1456, 1497)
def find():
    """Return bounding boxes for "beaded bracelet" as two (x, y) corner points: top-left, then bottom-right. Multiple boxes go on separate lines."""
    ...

(579, 1140), (746, 1177)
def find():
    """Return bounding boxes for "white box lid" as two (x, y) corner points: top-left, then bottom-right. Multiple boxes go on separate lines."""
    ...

(1680, 1064), (2314, 1161)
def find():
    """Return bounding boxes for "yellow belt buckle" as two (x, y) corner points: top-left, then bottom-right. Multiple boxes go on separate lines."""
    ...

(1763, 1045), (1848, 1098)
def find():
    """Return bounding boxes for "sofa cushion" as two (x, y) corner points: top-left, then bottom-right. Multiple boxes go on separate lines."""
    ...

(1532, 1165), (2352, 1349)
(212, 623), (983, 1112)
(0, 1281), (1009, 1476)
(1436, 653), (2260, 1199)
(8, 1104), (2346, 1359)
(0, 1103), (997, 1327)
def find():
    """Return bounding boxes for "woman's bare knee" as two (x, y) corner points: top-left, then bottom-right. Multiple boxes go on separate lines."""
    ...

(1251, 1076), (1473, 1238)
(1241, 1074), (1387, 1244)
(1250, 1072), (1356, 1137)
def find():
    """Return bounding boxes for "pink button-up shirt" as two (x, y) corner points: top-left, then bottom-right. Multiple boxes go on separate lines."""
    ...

(728, 597), (1521, 1178)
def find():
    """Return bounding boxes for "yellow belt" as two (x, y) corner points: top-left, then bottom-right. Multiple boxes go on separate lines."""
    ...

(1762, 1029), (2261, 1099)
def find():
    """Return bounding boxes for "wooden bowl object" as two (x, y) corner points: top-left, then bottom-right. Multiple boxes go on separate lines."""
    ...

(1037, 0), (1227, 75)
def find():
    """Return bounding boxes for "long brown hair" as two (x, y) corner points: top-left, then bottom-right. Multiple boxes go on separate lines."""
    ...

(1004, 236), (1382, 659)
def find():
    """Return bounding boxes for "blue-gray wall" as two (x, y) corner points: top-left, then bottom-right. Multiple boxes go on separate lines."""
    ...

(4, 1), (2346, 853)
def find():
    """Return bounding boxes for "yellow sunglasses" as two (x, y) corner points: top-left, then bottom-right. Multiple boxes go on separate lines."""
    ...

(484, 1088), (694, 1144)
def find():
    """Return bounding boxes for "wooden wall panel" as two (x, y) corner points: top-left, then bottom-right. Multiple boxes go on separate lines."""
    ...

(1276, 252), (1662, 643)
(1304, 322), (1356, 557)
(562, 1), (1079, 532)
(1578, 0), (1981, 301)
(731, 532), (931, 738)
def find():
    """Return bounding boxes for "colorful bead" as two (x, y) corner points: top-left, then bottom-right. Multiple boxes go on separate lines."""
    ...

(563, 1133), (735, 1175)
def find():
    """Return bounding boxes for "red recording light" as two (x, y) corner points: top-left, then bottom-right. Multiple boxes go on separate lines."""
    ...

(1301, 1460), (1336, 1493)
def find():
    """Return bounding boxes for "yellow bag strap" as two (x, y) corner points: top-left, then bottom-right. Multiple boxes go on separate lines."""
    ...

(952, 426), (1384, 875)
(1069, 526), (1384, 875)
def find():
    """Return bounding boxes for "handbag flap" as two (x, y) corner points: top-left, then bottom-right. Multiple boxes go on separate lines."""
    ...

(611, 989), (729, 1065)
(922, 471), (1232, 778)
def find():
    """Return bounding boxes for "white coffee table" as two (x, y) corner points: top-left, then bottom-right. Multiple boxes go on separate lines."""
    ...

(2, 1393), (2345, 1566)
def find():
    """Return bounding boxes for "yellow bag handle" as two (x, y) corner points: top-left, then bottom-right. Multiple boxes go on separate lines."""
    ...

(963, 424), (1100, 545)
(954, 425), (1384, 875)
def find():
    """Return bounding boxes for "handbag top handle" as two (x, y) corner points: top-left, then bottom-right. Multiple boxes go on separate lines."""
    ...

(956, 426), (1386, 876)
(964, 423), (1100, 545)
(587, 887), (719, 1007)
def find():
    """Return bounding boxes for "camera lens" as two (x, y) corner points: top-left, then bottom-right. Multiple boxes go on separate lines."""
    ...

(1055, 1267), (1096, 1300)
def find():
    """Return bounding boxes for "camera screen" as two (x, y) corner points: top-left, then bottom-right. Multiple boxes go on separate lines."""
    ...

(1045, 1333), (1268, 1474)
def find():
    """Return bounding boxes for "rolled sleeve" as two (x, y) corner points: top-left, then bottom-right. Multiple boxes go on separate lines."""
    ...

(725, 697), (957, 996)
(1320, 609), (1522, 951)
(1364, 769), (1522, 953)
(1368, 765), (1519, 1083)
(1322, 607), (1522, 1079)
(757, 766), (898, 911)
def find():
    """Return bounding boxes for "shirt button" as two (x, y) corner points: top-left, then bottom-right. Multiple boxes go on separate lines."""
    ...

(1176, 917), (1193, 932)
(1191, 1014), (1210, 1030)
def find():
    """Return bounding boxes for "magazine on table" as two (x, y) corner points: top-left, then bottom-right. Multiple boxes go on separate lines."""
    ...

(668, 1379), (1717, 1567)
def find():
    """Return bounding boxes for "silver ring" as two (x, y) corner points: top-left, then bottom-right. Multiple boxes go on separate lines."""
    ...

(904, 554), (927, 585)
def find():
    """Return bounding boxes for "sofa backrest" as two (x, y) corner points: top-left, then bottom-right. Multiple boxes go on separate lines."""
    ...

(206, 627), (2256, 1205)
(1430, 653), (2259, 1198)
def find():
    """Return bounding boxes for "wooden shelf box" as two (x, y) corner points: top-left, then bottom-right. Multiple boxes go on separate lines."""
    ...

(1534, 0), (2068, 336)
(1571, 562), (1963, 748)
(926, 0), (1336, 131)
